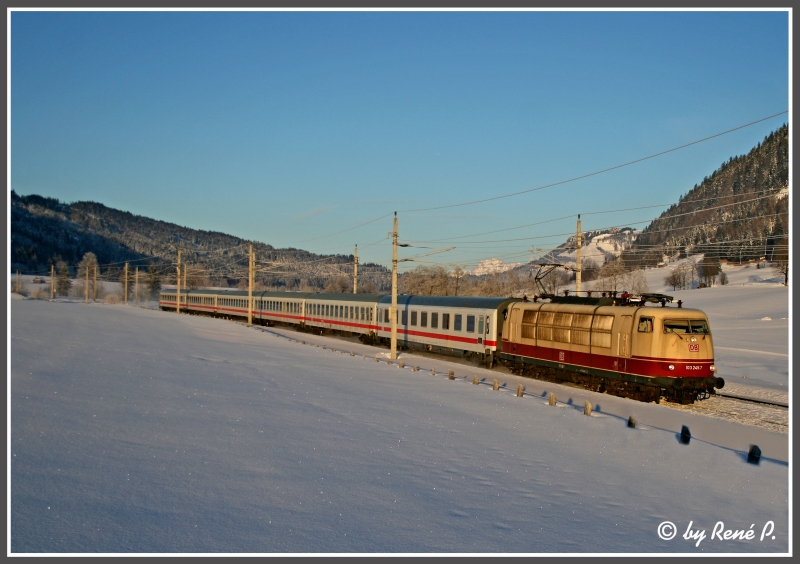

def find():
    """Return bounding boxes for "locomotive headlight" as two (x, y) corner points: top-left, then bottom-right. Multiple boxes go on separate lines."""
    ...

(710, 365), (716, 372)
(668, 364), (675, 371)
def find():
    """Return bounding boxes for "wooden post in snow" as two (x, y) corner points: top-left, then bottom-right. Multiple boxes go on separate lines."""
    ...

(248, 244), (253, 326)
(176, 249), (181, 314)
(353, 244), (358, 294)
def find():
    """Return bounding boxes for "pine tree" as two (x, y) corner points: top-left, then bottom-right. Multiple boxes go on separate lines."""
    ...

(147, 263), (161, 299)
(55, 260), (72, 296)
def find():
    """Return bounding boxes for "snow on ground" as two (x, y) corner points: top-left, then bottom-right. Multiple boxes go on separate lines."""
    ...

(10, 298), (789, 554)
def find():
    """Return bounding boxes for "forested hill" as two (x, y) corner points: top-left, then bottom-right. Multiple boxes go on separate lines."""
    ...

(10, 192), (389, 290)
(625, 124), (788, 266)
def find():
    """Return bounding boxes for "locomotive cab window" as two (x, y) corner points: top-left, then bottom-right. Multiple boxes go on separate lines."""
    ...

(638, 317), (654, 333)
(663, 319), (689, 334)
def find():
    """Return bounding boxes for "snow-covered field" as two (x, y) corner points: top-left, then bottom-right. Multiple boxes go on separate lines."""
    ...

(9, 287), (790, 554)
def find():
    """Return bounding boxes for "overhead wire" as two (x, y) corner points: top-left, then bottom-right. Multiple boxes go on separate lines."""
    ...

(16, 114), (788, 280)
(397, 111), (788, 213)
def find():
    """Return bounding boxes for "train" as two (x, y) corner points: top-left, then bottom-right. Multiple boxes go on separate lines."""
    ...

(159, 288), (724, 405)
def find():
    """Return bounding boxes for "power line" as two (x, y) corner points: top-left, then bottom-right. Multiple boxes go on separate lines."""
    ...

(397, 111), (787, 213)
(405, 188), (784, 245)
(407, 193), (785, 247)
(289, 212), (394, 245)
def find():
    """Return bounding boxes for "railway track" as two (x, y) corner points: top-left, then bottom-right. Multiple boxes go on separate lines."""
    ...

(664, 388), (788, 434)
(714, 391), (788, 409)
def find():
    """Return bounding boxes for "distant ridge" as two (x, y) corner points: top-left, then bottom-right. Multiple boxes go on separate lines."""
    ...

(469, 258), (523, 276)
(10, 191), (389, 290)
(532, 227), (638, 268)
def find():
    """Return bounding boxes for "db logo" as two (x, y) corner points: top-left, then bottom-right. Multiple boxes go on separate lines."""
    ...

(688, 344), (700, 352)
(558, 351), (565, 361)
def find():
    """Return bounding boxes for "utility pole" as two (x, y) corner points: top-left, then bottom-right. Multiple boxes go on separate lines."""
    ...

(248, 244), (253, 326)
(85, 265), (89, 303)
(390, 212), (398, 360)
(50, 264), (55, 300)
(135, 267), (139, 306)
(353, 244), (359, 294)
(124, 262), (128, 305)
(575, 214), (582, 295)
(176, 249), (181, 314)
(93, 265), (97, 301)
(183, 262), (187, 291)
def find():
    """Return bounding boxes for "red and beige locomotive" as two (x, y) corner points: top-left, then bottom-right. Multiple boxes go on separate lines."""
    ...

(160, 288), (723, 404)
(501, 293), (723, 404)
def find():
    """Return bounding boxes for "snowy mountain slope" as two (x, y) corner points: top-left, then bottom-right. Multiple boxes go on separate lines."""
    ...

(469, 258), (524, 276)
(531, 228), (639, 267)
(10, 299), (788, 553)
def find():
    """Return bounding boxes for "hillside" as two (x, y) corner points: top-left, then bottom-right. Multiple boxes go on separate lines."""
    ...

(624, 124), (789, 266)
(10, 192), (390, 291)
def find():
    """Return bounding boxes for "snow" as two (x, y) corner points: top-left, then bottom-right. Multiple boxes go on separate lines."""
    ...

(9, 293), (790, 554)
(540, 229), (639, 267)
(469, 258), (523, 276)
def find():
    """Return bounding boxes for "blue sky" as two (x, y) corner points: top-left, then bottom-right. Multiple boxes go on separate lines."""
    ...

(10, 10), (789, 270)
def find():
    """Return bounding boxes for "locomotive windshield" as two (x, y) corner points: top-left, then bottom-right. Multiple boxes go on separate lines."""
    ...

(663, 319), (710, 334)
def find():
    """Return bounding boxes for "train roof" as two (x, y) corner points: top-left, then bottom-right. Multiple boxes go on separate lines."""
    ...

(164, 289), (316, 299)
(379, 295), (518, 309)
(305, 293), (387, 303)
(162, 289), (387, 302)
(163, 288), (519, 310)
